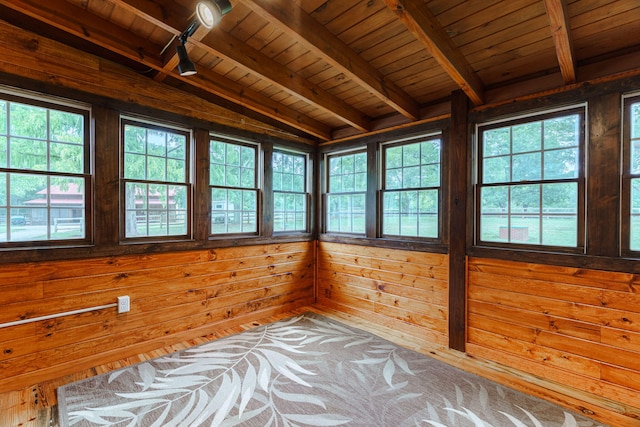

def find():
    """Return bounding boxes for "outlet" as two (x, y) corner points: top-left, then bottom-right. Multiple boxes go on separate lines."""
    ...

(117, 295), (130, 314)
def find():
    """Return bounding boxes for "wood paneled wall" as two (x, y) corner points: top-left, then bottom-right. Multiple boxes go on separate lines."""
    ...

(468, 257), (640, 420)
(0, 242), (314, 393)
(316, 242), (449, 348)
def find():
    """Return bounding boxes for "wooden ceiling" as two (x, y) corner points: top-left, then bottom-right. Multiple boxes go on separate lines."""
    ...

(2, 0), (640, 142)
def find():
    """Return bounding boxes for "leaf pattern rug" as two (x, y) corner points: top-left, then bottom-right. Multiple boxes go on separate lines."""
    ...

(57, 312), (607, 426)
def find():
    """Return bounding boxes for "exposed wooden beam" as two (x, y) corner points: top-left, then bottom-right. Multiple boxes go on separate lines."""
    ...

(0, 0), (332, 139)
(241, 0), (421, 121)
(113, 0), (370, 132)
(544, 0), (577, 84)
(383, 0), (485, 106)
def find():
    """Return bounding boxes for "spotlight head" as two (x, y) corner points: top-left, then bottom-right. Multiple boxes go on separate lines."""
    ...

(196, 0), (232, 29)
(176, 44), (197, 76)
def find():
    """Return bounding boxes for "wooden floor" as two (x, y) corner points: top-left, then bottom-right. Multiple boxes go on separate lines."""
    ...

(0, 305), (623, 427)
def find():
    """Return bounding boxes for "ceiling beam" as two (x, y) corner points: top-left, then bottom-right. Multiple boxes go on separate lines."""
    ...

(383, 0), (485, 106)
(0, 0), (332, 139)
(543, 0), (577, 84)
(113, 0), (370, 132)
(241, 0), (421, 121)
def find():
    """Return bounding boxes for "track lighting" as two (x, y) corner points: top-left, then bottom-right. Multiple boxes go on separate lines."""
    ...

(175, 0), (232, 77)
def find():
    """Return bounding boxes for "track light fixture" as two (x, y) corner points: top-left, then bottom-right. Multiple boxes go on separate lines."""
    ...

(196, 0), (232, 29)
(175, 0), (232, 76)
(176, 40), (197, 76)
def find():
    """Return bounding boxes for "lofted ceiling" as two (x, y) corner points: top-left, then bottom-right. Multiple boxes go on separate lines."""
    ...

(1, 0), (640, 142)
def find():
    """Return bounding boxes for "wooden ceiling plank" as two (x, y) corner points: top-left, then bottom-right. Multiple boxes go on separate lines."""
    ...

(198, 29), (371, 132)
(180, 65), (333, 140)
(0, 0), (163, 65)
(113, 0), (370, 132)
(383, 0), (485, 106)
(544, 0), (577, 84)
(241, 0), (421, 121)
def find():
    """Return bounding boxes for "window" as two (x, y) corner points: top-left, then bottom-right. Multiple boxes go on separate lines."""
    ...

(0, 94), (90, 245)
(477, 108), (584, 248)
(624, 96), (640, 252)
(273, 150), (308, 232)
(381, 136), (441, 238)
(325, 150), (367, 234)
(122, 120), (190, 239)
(210, 137), (259, 235)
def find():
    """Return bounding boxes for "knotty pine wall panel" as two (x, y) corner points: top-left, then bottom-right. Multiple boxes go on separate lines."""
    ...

(0, 242), (314, 393)
(316, 242), (449, 347)
(467, 257), (640, 415)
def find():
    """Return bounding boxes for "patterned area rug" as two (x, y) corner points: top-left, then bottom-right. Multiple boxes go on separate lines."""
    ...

(57, 312), (607, 426)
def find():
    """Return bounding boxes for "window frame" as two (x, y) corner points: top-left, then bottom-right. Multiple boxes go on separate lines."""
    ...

(120, 117), (193, 243)
(323, 148), (368, 236)
(474, 106), (586, 253)
(0, 90), (92, 248)
(379, 133), (442, 241)
(622, 94), (640, 256)
(208, 134), (261, 238)
(272, 148), (310, 234)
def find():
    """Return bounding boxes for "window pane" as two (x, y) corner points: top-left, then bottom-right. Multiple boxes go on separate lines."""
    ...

(327, 194), (365, 234)
(383, 190), (438, 237)
(421, 165), (440, 187)
(483, 128), (510, 156)
(544, 148), (578, 179)
(480, 186), (509, 242)
(147, 130), (166, 156)
(631, 178), (640, 251)
(0, 101), (6, 135)
(147, 156), (166, 181)
(10, 138), (47, 171)
(544, 115), (580, 149)
(483, 156), (510, 184)
(512, 122), (541, 153)
(10, 103), (47, 139)
(512, 152), (541, 182)
(50, 110), (84, 144)
(386, 168), (402, 190)
(0, 136), (6, 168)
(124, 125), (145, 153)
(632, 140), (640, 175)
(50, 142), (83, 174)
